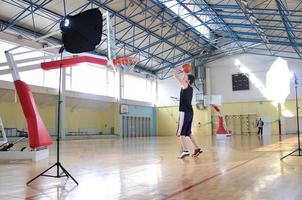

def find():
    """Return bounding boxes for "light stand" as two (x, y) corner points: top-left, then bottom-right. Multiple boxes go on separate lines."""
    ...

(27, 47), (78, 185)
(281, 73), (302, 160)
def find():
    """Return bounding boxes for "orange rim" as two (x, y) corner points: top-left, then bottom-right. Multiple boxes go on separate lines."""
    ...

(113, 57), (138, 66)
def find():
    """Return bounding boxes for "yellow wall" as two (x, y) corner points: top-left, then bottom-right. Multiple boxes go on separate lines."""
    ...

(283, 99), (302, 116)
(0, 101), (119, 135)
(220, 101), (278, 134)
(0, 102), (26, 130)
(156, 99), (302, 136)
(65, 105), (115, 134)
(156, 106), (211, 136)
(218, 99), (300, 134)
(2, 97), (300, 136)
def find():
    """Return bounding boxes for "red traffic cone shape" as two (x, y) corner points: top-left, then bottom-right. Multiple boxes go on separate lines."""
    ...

(216, 116), (231, 138)
(216, 116), (228, 134)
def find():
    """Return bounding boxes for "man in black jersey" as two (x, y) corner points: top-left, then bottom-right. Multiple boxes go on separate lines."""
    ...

(173, 68), (203, 159)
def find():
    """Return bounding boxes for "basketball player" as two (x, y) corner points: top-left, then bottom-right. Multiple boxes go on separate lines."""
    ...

(173, 66), (203, 159)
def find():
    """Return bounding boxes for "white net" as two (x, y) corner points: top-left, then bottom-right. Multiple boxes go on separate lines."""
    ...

(120, 63), (137, 72)
(204, 95), (222, 106)
(114, 57), (138, 72)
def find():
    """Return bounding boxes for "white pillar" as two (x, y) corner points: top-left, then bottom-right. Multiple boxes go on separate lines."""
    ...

(120, 69), (124, 100)
(206, 67), (211, 95)
(5, 51), (20, 81)
(155, 79), (158, 106)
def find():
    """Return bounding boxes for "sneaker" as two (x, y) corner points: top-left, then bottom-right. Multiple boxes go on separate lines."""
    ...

(192, 148), (203, 157)
(178, 151), (190, 159)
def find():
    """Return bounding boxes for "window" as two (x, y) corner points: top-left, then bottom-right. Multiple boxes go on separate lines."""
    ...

(44, 68), (60, 89)
(20, 69), (44, 87)
(0, 39), (116, 97)
(123, 74), (155, 102)
(107, 70), (115, 97)
(68, 63), (107, 95)
(0, 40), (17, 82)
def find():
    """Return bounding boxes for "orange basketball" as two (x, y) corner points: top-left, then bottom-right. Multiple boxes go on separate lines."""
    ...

(182, 64), (192, 73)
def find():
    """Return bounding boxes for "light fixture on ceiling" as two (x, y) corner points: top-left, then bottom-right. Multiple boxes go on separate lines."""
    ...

(241, 0), (248, 6)
(129, 0), (135, 7)
(42, 42), (48, 48)
(250, 15), (257, 21)
(63, 18), (70, 27)
(261, 35), (269, 43)
(246, 8), (252, 14)
(264, 37), (270, 44)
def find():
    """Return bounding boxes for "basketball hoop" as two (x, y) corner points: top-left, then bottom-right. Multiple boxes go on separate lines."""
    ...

(113, 57), (139, 72)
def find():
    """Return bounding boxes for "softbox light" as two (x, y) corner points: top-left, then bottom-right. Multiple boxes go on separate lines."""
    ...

(60, 8), (103, 53)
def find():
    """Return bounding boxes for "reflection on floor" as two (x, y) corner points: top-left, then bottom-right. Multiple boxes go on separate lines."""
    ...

(0, 134), (302, 200)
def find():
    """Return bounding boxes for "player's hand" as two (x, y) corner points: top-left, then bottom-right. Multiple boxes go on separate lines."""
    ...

(173, 67), (182, 74)
(177, 65), (184, 72)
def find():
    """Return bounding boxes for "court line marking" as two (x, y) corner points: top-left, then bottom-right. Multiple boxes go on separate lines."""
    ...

(161, 155), (261, 200)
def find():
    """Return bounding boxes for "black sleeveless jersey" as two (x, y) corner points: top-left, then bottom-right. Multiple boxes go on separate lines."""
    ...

(179, 86), (193, 114)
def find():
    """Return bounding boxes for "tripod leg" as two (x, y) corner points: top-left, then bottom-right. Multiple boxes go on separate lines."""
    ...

(60, 171), (68, 178)
(59, 164), (79, 185)
(56, 163), (68, 178)
(280, 148), (299, 160)
(298, 148), (302, 156)
(27, 163), (57, 185)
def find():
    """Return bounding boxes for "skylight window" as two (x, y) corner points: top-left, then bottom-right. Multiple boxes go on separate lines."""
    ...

(160, 0), (210, 39)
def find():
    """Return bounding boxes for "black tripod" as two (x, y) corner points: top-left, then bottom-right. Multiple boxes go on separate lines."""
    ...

(281, 73), (302, 160)
(27, 47), (78, 185)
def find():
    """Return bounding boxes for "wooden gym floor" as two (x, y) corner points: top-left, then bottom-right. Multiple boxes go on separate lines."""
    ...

(0, 134), (302, 200)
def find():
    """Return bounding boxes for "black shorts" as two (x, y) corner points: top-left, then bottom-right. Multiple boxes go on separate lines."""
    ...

(176, 112), (193, 137)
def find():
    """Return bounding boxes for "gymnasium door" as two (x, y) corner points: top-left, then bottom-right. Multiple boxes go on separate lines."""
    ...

(122, 116), (151, 137)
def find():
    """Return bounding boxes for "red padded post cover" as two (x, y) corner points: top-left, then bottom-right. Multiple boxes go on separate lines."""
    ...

(14, 80), (52, 148)
(210, 104), (220, 113)
(216, 116), (228, 134)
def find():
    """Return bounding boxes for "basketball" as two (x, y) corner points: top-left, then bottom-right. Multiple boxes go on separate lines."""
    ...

(182, 64), (192, 73)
